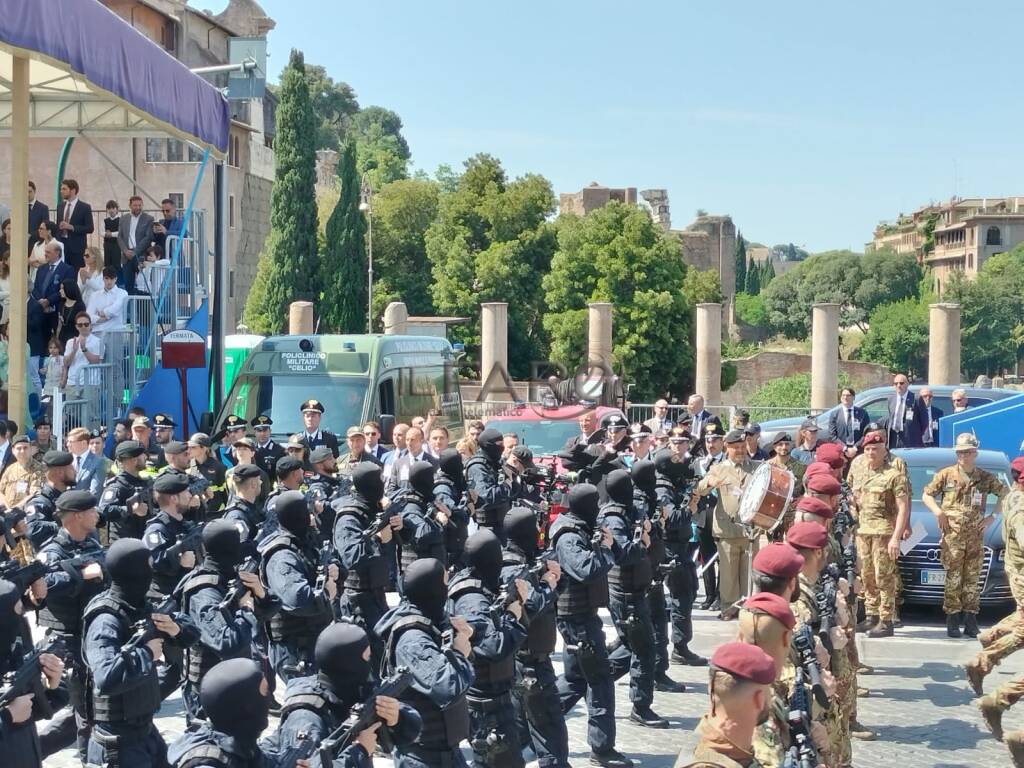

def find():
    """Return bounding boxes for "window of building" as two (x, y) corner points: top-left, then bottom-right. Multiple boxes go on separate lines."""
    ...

(227, 135), (241, 168)
(160, 20), (176, 54)
(168, 193), (185, 212)
(145, 138), (164, 162)
(229, 195), (236, 229)
(229, 269), (235, 299)
(187, 144), (204, 162)
(166, 140), (184, 163)
(967, 253), (974, 269)
(986, 226), (1001, 246)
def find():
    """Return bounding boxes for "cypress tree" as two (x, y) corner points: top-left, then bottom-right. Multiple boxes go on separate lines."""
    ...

(762, 257), (776, 287)
(745, 258), (761, 295)
(243, 49), (319, 333)
(319, 141), (368, 332)
(734, 233), (747, 293)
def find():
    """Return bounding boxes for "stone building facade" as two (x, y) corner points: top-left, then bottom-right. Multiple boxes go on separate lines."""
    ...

(559, 183), (638, 217)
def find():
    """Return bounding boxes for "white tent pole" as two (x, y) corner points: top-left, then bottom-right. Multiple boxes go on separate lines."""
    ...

(9, 52), (29, 428)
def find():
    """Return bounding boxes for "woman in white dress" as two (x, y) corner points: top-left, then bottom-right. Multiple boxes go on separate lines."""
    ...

(78, 246), (104, 306)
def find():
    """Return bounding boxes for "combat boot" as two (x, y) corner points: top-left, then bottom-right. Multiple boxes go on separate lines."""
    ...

(978, 694), (1004, 741)
(965, 658), (987, 696)
(979, 626), (996, 648)
(849, 718), (877, 741)
(856, 614), (879, 632)
(963, 613), (980, 638)
(867, 620), (894, 638)
(654, 672), (686, 693)
(947, 612), (962, 638)
(629, 704), (669, 728)
(1007, 731), (1024, 768)
(591, 748), (635, 768)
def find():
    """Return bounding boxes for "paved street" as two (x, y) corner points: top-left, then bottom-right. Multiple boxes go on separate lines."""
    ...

(41, 603), (1023, 768)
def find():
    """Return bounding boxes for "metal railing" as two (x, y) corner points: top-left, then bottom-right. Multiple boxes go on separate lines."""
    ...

(52, 361), (114, 443)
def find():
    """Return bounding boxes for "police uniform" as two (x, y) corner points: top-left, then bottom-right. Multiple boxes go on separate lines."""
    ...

(100, 441), (153, 542)
(251, 416), (285, 478)
(434, 449), (471, 571)
(221, 464), (267, 559)
(398, 462), (448, 576)
(298, 399), (341, 459)
(306, 446), (347, 539)
(466, 429), (514, 538)
(151, 414), (178, 470)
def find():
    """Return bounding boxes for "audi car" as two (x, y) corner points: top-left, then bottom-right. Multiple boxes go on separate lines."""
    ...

(892, 448), (1012, 608)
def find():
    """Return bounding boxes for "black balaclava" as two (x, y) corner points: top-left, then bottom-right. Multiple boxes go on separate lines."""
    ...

(567, 483), (600, 528)
(477, 428), (504, 466)
(315, 623), (371, 708)
(276, 490), (310, 538)
(631, 460), (657, 497)
(654, 450), (686, 484)
(605, 469), (633, 506)
(352, 462), (385, 506)
(106, 538), (153, 608)
(504, 506), (539, 557)
(201, 658), (269, 744)
(409, 460), (436, 500)
(403, 557), (448, 624)
(0, 579), (22, 653)
(202, 519), (242, 574)
(465, 528), (503, 590)
(437, 448), (466, 492)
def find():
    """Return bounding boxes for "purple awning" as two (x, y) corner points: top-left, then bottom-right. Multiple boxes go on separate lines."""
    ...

(0, 0), (229, 155)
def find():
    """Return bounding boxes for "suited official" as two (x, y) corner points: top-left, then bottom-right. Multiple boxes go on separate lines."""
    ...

(913, 387), (944, 448)
(67, 427), (105, 498)
(32, 240), (76, 331)
(27, 180), (49, 249)
(687, 395), (723, 457)
(252, 415), (285, 478)
(54, 178), (94, 269)
(116, 195), (154, 277)
(827, 387), (869, 457)
(886, 374), (921, 449)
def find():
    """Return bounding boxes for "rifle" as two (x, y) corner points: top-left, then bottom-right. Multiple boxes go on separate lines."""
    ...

(0, 636), (69, 720)
(489, 581), (524, 625)
(361, 510), (392, 541)
(164, 523), (204, 562)
(126, 488), (153, 514)
(840, 542), (857, 601)
(314, 542), (335, 592)
(118, 596), (178, 659)
(216, 556), (260, 620)
(791, 623), (829, 710)
(312, 666), (414, 767)
(0, 559), (47, 592)
(815, 564), (839, 654)
(783, 666), (820, 768)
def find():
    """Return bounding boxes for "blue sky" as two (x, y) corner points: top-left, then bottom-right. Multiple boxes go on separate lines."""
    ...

(217, 1), (1024, 252)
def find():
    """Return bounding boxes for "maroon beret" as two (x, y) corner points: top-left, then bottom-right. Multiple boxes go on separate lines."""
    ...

(795, 495), (835, 520)
(814, 442), (845, 469)
(804, 462), (832, 479)
(1012, 456), (1024, 479)
(805, 473), (841, 495)
(786, 521), (828, 550)
(752, 542), (804, 579)
(743, 591), (796, 630)
(862, 432), (885, 446)
(710, 642), (776, 685)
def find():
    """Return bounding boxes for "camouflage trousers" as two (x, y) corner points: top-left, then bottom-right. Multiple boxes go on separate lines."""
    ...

(827, 633), (854, 767)
(975, 609), (1024, 675)
(752, 693), (788, 768)
(856, 534), (898, 622)
(940, 511), (985, 614)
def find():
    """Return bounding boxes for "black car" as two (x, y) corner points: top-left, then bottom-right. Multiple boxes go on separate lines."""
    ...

(893, 448), (1012, 608)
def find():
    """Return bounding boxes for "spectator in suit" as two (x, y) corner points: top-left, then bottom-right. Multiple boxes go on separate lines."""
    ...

(644, 398), (674, 434)
(914, 387), (944, 447)
(828, 386), (869, 458)
(27, 180), (49, 249)
(29, 220), (60, 284)
(117, 195), (154, 278)
(563, 410), (598, 450)
(886, 373), (921, 449)
(152, 197), (184, 252)
(951, 388), (970, 413)
(66, 426), (105, 497)
(362, 420), (388, 460)
(688, 394), (723, 457)
(54, 178), (94, 269)
(32, 240), (75, 335)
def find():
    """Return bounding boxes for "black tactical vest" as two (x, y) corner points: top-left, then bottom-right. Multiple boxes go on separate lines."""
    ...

(177, 568), (231, 683)
(37, 531), (106, 637)
(448, 574), (515, 690)
(502, 550), (557, 655)
(601, 504), (653, 594)
(335, 504), (390, 592)
(258, 532), (328, 643)
(465, 456), (508, 526)
(399, 495), (447, 573)
(549, 517), (609, 616)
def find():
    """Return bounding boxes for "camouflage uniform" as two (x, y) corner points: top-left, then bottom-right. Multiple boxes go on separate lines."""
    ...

(680, 715), (764, 768)
(851, 462), (908, 622)
(0, 459), (46, 507)
(752, 682), (790, 768)
(923, 465), (1008, 615)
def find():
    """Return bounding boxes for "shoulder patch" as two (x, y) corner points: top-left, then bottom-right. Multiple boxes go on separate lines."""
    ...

(147, 532), (164, 547)
(102, 489), (117, 502)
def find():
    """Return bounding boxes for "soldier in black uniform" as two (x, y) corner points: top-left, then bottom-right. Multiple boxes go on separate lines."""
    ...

(82, 539), (185, 767)
(551, 484), (632, 768)
(23, 450), (75, 548)
(251, 415), (285, 478)
(258, 456), (306, 543)
(398, 461), (448, 577)
(466, 429), (515, 540)
(298, 399), (341, 459)
(501, 507), (568, 768)
(631, 459), (687, 693)
(333, 462), (400, 671)
(258, 490), (337, 681)
(175, 520), (279, 723)
(166, 659), (278, 768)
(274, 623), (423, 763)
(0, 578), (68, 768)
(434, 448), (471, 570)
(600, 469), (667, 728)
(375, 557), (475, 768)
(587, 414), (631, 494)
(36, 490), (107, 761)
(653, 442), (707, 668)
(221, 464), (266, 559)
(99, 440), (152, 542)
(449, 529), (528, 768)
(306, 446), (345, 540)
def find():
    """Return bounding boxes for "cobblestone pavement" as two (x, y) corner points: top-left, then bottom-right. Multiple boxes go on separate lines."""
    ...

(42, 605), (1023, 767)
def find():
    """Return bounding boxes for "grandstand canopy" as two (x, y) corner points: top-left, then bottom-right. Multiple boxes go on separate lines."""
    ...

(0, 0), (229, 157)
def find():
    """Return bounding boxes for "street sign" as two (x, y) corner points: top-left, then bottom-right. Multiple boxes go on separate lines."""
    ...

(162, 329), (207, 369)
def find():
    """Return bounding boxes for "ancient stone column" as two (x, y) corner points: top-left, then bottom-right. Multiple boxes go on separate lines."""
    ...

(587, 302), (614, 369)
(481, 303), (509, 402)
(383, 301), (409, 335)
(288, 301), (314, 335)
(695, 303), (722, 406)
(810, 303), (840, 412)
(929, 303), (961, 385)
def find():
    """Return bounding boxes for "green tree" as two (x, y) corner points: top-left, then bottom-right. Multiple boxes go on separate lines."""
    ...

(318, 141), (368, 332)
(852, 249), (922, 317)
(301, 64), (359, 150)
(734, 233), (747, 293)
(347, 106), (411, 189)
(744, 259), (761, 295)
(761, 258), (776, 287)
(945, 271), (1022, 377)
(543, 202), (693, 399)
(243, 49), (319, 334)
(682, 268), (724, 306)
(856, 298), (930, 377)
(734, 292), (768, 327)
(370, 178), (440, 326)
(426, 154), (556, 378)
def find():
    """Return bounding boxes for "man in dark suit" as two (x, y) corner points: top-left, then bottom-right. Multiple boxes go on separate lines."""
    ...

(27, 180), (49, 248)
(913, 387), (944, 448)
(116, 195), (154, 269)
(32, 240), (75, 320)
(828, 386), (869, 457)
(688, 394), (723, 457)
(54, 178), (93, 269)
(886, 373), (921, 449)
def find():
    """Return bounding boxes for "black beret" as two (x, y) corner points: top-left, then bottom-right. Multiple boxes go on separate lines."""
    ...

(163, 441), (188, 455)
(115, 440), (146, 460)
(153, 473), (190, 494)
(56, 490), (97, 513)
(232, 463), (263, 481)
(275, 456), (304, 475)
(43, 450), (73, 468)
(309, 447), (334, 464)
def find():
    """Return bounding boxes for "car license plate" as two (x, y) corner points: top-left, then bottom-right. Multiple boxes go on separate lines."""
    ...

(921, 570), (946, 586)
